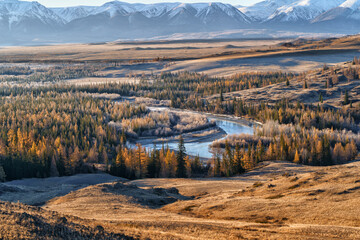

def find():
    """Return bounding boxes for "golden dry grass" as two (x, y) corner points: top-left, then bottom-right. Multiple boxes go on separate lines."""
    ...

(0, 201), (133, 240)
(41, 160), (360, 239)
(207, 62), (360, 108)
(0, 39), (283, 63)
(1, 36), (359, 77)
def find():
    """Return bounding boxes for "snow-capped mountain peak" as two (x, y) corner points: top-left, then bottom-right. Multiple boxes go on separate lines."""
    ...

(134, 3), (178, 18)
(0, 0), (359, 44)
(242, 0), (298, 21)
(267, 0), (345, 22)
(0, 0), (64, 27)
(312, 0), (360, 23)
(340, 0), (360, 9)
(52, 6), (96, 23)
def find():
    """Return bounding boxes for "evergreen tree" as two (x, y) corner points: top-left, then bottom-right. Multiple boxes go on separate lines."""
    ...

(303, 80), (308, 89)
(191, 155), (202, 175)
(223, 141), (233, 177)
(0, 165), (6, 182)
(220, 88), (224, 102)
(56, 155), (66, 177)
(234, 143), (245, 174)
(176, 135), (187, 178)
(212, 152), (222, 177)
(344, 90), (350, 105)
(147, 146), (159, 178)
(120, 130), (127, 145)
(323, 136), (332, 165)
(110, 157), (117, 176)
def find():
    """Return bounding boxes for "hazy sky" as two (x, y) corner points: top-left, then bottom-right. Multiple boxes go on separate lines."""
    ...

(29, 0), (263, 8)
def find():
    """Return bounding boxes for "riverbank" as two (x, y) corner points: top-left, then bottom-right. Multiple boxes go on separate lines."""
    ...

(132, 108), (254, 159)
(114, 98), (256, 158)
(148, 106), (261, 128)
(117, 96), (261, 128)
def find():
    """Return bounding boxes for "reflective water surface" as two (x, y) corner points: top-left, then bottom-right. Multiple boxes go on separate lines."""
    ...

(136, 110), (254, 159)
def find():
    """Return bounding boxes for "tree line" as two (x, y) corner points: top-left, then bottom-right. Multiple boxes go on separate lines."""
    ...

(110, 136), (206, 179)
(0, 92), (145, 180)
(0, 92), (208, 181)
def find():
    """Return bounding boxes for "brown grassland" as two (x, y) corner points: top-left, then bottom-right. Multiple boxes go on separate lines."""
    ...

(42, 160), (360, 239)
(2, 160), (360, 239)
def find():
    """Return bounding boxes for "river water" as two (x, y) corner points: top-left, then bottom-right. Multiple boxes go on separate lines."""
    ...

(136, 107), (254, 159)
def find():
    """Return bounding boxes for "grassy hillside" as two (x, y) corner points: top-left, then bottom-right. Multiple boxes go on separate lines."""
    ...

(0, 201), (134, 240)
(209, 61), (360, 109)
(40, 161), (360, 239)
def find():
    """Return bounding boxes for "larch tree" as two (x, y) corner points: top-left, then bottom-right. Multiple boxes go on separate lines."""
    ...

(294, 150), (300, 164)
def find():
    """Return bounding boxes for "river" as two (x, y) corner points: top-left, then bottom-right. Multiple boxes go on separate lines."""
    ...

(134, 107), (254, 159)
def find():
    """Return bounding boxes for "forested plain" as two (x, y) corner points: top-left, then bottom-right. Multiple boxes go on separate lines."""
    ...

(0, 58), (359, 181)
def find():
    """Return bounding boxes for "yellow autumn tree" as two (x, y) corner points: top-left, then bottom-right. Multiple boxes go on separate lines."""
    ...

(294, 150), (300, 163)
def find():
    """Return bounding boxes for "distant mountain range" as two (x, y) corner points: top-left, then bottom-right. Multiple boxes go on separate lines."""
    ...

(0, 0), (359, 44)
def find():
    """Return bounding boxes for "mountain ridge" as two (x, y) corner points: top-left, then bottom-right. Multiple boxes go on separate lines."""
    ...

(0, 0), (359, 44)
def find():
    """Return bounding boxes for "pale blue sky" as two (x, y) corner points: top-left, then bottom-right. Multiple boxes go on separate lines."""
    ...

(29, 0), (262, 8)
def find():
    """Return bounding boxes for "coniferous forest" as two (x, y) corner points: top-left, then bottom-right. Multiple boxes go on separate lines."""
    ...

(0, 60), (359, 181)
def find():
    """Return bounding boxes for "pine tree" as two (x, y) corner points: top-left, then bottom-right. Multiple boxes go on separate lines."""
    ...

(120, 130), (127, 145)
(0, 165), (6, 182)
(234, 143), (244, 174)
(191, 155), (202, 175)
(176, 135), (187, 178)
(147, 146), (159, 178)
(352, 56), (359, 65)
(102, 149), (108, 171)
(110, 157), (117, 176)
(116, 145), (127, 177)
(212, 152), (222, 177)
(303, 80), (308, 89)
(220, 88), (224, 102)
(56, 146), (66, 176)
(323, 136), (332, 166)
(223, 141), (233, 177)
(344, 90), (350, 105)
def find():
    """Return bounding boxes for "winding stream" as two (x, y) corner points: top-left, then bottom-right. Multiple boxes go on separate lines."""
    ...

(136, 107), (254, 159)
